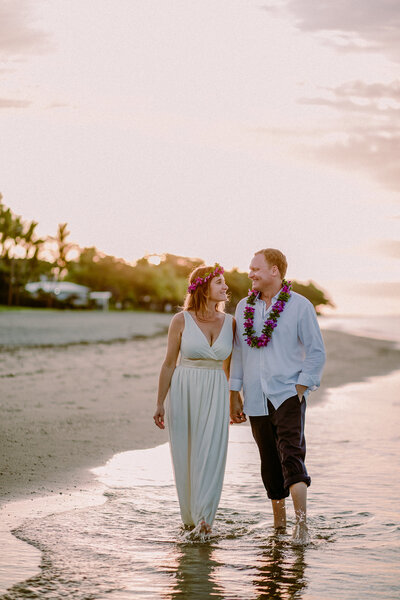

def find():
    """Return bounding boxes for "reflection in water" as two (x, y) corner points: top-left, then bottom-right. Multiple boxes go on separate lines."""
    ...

(3, 372), (400, 599)
(168, 543), (224, 600)
(253, 536), (308, 600)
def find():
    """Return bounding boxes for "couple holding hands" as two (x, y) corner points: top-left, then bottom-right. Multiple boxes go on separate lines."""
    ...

(154, 248), (326, 543)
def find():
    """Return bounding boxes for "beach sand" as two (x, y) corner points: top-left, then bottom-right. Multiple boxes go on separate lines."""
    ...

(1, 311), (400, 597)
(1, 311), (400, 504)
(0, 313), (400, 502)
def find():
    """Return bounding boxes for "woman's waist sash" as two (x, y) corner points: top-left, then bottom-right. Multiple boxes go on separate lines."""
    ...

(180, 357), (224, 370)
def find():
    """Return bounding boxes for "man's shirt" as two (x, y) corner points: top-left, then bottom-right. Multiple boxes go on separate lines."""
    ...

(229, 290), (326, 416)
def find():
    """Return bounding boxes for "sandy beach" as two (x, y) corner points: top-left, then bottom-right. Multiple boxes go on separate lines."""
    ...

(0, 311), (400, 502)
(1, 310), (400, 599)
(1, 311), (400, 504)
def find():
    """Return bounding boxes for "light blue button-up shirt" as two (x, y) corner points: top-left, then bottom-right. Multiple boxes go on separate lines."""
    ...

(229, 290), (326, 416)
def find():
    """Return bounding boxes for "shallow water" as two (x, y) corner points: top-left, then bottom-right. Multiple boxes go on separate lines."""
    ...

(2, 371), (400, 600)
(319, 314), (400, 348)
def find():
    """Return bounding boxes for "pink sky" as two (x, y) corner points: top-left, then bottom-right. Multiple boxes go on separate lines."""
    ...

(0, 0), (399, 314)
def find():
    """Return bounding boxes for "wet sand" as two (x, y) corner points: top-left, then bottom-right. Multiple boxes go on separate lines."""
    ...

(1, 311), (400, 504)
(0, 310), (171, 348)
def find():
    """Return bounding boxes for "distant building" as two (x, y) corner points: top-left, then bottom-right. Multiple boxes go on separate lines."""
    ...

(89, 291), (112, 310)
(25, 280), (114, 310)
(25, 281), (90, 307)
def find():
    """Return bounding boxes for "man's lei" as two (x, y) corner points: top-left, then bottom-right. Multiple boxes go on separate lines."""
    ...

(243, 279), (292, 348)
(187, 263), (225, 293)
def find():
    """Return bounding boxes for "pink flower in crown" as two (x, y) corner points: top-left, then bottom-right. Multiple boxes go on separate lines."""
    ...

(187, 263), (225, 294)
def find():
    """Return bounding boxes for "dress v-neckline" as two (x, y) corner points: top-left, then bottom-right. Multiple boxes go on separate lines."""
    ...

(187, 312), (227, 348)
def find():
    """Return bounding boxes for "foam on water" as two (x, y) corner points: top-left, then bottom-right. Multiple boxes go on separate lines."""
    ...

(2, 371), (400, 600)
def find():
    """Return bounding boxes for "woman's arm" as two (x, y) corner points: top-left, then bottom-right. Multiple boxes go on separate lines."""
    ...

(222, 317), (236, 381)
(153, 312), (184, 429)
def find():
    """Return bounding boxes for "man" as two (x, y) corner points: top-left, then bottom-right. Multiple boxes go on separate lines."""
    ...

(229, 248), (326, 543)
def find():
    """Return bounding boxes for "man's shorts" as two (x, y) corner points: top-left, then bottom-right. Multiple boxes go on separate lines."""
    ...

(249, 394), (311, 500)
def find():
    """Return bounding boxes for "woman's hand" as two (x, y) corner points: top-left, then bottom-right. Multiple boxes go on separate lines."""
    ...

(230, 391), (247, 424)
(153, 404), (165, 429)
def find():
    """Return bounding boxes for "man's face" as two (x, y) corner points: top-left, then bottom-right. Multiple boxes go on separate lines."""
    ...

(248, 254), (276, 291)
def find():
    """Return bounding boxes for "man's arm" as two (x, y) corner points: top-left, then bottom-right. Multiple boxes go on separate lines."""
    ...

(297, 301), (326, 394)
(229, 302), (246, 423)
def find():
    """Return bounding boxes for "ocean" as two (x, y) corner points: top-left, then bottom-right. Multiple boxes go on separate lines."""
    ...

(1, 316), (399, 599)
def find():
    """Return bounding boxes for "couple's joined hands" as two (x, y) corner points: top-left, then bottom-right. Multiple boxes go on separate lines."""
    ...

(230, 391), (247, 424)
(156, 385), (308, 429)
(230, 384), (307, 424)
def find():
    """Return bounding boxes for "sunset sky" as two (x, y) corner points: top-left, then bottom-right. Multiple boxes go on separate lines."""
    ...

(0, 0), (399, 314)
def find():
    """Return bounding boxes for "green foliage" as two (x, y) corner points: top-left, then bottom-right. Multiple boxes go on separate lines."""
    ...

(291, 280), (334, 314)
(50, 222), (75, 280)
(224, 269), (250, 312)
(67, 249), (199, 309)
(0, 195), (48, 305)
(0, 194), (334, 312)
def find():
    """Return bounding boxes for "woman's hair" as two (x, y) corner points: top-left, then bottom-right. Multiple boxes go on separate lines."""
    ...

(183, 265), (225, 313)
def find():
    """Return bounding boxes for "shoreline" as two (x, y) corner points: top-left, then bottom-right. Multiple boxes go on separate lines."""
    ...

(1, 327), (400, 505)
(2, 367), (400, 598)
(1, 324), (400, 595)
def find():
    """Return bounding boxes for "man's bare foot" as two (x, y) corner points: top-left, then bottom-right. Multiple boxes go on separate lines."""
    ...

(292, 521), (310, 545)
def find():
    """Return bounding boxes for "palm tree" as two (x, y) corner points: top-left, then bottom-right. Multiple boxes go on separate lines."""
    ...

(0, 205), (24, 305)
(50, 222), (75, 280)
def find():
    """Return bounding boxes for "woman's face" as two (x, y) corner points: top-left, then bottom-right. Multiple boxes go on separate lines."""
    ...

(208, 275), (228, 302)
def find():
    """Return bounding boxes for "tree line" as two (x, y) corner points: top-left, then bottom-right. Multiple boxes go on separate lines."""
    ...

(0, 196), (334, 313)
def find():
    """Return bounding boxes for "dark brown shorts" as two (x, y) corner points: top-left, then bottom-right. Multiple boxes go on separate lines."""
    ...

(249, 394), (311, 500)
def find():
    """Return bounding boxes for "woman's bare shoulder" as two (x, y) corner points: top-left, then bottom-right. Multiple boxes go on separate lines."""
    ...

(170, 311), (185, 329)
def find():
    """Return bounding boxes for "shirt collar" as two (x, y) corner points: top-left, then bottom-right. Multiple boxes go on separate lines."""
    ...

(255, 287), (283, 304)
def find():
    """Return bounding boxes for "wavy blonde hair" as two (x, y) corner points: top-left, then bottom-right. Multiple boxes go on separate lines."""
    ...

(183, 265), (225, 314)
(255, 248), (288, 279)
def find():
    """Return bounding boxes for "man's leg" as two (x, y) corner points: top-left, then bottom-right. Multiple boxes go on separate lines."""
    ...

(272, 395), (311, 542)
(271, 499), (286, 529)
(290, 481), (307, 524)
(290, 481), (309, 543)
(249, 414), (289, 529)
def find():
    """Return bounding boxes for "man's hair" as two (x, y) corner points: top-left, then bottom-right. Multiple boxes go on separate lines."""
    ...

(255, 248), (288, 279)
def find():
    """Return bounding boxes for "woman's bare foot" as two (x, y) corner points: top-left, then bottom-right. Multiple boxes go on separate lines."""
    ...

(199, 520), (212, 536)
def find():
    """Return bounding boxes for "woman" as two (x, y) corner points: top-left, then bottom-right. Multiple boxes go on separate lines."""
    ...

(153, 264), (234, 538)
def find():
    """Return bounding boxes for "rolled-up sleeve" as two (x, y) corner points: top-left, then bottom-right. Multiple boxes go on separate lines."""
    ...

(229, 304), (244, 391)
(297, 302), (326, 391)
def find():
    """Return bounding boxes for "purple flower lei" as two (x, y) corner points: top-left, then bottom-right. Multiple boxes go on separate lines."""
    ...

(187, 263), (225, 293)
(243, 279), (292, 348)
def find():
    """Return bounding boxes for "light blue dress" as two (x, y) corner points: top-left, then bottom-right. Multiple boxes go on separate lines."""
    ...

(167, 311), (233, 529)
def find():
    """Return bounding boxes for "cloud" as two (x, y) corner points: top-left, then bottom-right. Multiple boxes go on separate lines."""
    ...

(375, 240), (400, 259)
(263, 1), (400, 62)
(0, 0), (51, 60)
(356, 281), (400, 297)
(296, 80), (400, 192)
(0, 98), (31, 108)
(299, 80), (400, 113)
(310, 135), (400, 192)
(46, 102), (70, 109)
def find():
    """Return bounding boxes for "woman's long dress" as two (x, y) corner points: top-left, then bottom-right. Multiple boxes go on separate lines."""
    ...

(167, 311), (233, 529)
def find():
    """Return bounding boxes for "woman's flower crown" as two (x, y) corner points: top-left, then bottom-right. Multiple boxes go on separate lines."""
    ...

(187, 263), (225, 293)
